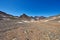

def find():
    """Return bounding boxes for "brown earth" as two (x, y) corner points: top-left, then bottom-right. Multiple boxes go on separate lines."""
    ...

(0, 20), (60, 40)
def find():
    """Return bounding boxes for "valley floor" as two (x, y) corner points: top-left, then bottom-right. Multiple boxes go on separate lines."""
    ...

(0, 20), (60, 40)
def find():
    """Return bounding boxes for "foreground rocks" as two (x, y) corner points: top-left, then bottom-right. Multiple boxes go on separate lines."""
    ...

(0, 20), (60, 40)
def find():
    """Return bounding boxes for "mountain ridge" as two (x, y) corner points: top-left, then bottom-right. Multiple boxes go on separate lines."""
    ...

(0, 11), (60, 21)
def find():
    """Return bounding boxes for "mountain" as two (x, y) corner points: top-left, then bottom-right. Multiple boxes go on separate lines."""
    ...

(34, 16), (46, 20)
(0, 11), (13, 18)
(19, 14), (46, 21)
(19, 14), (31, 21)
(42, 14), (60, 22)
(0, 11), (18, 20)
(0, 11), (46, 21)
(0, 11), (60, 22)
(49, 14), (60, 22)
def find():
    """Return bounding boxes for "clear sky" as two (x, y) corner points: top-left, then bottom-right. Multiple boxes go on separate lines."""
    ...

(0, 0), (60, 17)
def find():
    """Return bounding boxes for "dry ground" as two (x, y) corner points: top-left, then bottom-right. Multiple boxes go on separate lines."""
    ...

(0, 20), (60, 40)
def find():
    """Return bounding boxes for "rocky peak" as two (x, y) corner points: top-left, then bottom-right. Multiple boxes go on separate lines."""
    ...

(20, 14), (29, 18)
(19, 13), (31, 20)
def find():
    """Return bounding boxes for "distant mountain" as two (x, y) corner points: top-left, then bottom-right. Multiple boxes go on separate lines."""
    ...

(0, 11), (60, 22)
(34, 16), (46, 20)
(0, 11), (13, 18)
(50, 14), (60, 21)
(43, 14), (60, 22)
(0, 11), (17, 20)
(19, 14), (46, 21)
(19, 14), (31, 20)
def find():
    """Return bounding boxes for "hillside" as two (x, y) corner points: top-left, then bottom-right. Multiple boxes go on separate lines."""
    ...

(0, 11), (60, 40)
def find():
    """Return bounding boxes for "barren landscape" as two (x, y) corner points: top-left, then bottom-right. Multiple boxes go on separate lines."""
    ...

(0, 11), (60, 40)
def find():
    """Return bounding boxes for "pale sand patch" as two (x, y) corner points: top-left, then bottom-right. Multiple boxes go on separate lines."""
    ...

(43, 20), (49, 22)
(17, 22), (23, 23)
(58, 21), (60, 23)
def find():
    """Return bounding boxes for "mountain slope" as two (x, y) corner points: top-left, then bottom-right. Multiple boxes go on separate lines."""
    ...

(0, 11), (60, 40)
(19, 14), (32, 21)
(0, 11), (18, 20)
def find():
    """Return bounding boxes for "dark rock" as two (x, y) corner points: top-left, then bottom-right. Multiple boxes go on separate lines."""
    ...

(19, 13), (31, 20)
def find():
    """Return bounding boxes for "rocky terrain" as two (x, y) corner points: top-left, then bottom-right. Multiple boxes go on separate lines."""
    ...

(0, 11), (60, 40)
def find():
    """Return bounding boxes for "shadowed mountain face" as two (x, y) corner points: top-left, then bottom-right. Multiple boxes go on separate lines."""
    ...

(19, 14), (31, 21)
(0, 11), (60, 21)
(19, 14), (46, 21)
(0, 11), (18, 20)
(0, 11), (13, 18)
(0, 11), (60, 40)
(0, 11), (46, 20)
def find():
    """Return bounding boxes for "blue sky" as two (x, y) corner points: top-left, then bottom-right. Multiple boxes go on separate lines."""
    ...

(0, 0), (60, 17)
